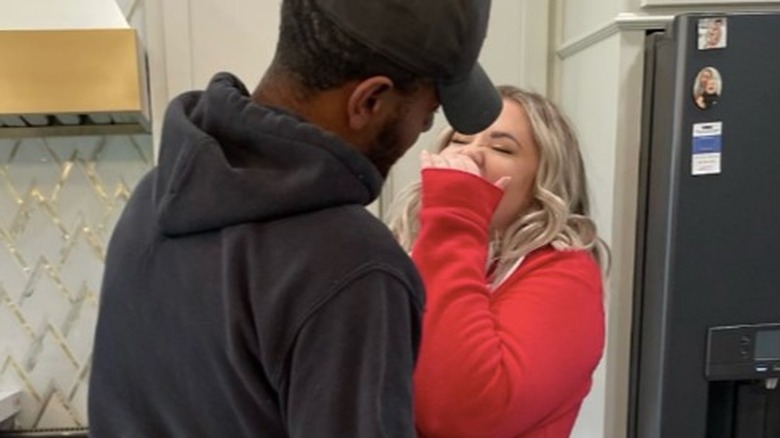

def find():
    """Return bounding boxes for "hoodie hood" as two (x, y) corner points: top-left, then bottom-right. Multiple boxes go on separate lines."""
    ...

(154, 73), (383, 236)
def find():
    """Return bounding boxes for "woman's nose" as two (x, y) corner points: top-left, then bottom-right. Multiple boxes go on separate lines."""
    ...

(452, 143), (485, 166)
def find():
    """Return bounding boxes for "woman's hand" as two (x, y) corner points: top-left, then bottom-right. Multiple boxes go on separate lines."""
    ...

(421, 150), (511, 190)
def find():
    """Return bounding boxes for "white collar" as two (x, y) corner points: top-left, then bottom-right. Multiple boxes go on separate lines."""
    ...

(489, 256), (525, 292)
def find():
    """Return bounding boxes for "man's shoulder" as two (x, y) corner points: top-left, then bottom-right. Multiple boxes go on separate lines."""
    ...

(228, 204), (419, 291)
(248, 205), (404, 256)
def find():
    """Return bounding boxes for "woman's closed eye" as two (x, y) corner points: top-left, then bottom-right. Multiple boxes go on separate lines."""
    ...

(490, 144), (514, 154)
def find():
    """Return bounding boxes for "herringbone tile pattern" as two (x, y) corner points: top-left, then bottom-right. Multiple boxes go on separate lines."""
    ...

(0, 135), (152, 430)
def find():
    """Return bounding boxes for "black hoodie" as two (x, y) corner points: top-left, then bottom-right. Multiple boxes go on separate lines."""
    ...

(88, 73), (424, 437)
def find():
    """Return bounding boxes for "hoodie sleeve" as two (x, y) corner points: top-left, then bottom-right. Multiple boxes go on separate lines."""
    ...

(411, 169), (604, 438)
(282, 268), (422, 438)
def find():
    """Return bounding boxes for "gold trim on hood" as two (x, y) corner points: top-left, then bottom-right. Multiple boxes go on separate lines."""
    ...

(0, 28), (150, 137)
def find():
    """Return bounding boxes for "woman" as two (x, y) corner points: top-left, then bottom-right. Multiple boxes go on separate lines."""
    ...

(694, 67), (714, 98)
(693, 67), (721, 109)
(695, 77), (720, 109)
(388, 85), (608, 438)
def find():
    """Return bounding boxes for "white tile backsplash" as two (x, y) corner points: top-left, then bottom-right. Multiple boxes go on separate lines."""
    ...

(0, 134), (152, 430)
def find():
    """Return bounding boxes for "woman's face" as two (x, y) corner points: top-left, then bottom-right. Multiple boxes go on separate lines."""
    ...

(441, 98), (541, 232)
(699, 69), (712, 86)
(707, 23), (722, 45)
(705, 79), (718, 94)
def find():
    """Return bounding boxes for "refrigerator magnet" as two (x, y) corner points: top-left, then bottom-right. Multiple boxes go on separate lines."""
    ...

(698, 17), (727, 50)
(692, 122), (722, 176)
(692, 67), (722, 110)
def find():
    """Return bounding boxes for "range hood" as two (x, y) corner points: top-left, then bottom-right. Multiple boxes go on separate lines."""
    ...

(0, 0), (150, 137)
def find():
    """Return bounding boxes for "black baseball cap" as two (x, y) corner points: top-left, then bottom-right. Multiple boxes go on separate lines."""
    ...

(314, 0), (501, 134)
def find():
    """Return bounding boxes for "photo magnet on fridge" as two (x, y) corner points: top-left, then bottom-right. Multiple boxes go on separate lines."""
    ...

(692, 67), (722, 110)
(698, 17), (727, 50)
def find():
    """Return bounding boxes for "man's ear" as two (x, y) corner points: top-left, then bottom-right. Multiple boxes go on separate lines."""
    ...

(346, 76), (394, 131)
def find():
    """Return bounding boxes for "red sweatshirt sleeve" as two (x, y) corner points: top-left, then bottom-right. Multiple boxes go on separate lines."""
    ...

(412, 169), (605, 438)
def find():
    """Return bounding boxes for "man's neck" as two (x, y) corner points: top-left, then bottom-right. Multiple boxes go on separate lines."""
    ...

(253, 73), (358, 146)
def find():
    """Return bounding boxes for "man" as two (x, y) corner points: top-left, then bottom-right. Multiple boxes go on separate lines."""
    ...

(88, 0), (500, 436)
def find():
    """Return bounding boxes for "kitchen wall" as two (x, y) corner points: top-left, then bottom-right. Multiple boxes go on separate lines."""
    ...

(0, 0), (151, 431)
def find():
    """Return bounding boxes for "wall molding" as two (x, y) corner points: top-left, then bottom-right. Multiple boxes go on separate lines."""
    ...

(160, 0), (194, 99)
(517, 0), (551, 94)
(557, 13), (673, 60)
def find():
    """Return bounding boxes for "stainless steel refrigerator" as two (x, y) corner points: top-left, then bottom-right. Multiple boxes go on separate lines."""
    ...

(630, 12), (780, 438)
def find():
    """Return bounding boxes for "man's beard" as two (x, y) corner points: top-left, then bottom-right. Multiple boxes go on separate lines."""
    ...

(364, 111), (409, 178)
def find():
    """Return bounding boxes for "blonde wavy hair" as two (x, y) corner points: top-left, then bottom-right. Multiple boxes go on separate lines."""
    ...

(386, 85), (610, 283)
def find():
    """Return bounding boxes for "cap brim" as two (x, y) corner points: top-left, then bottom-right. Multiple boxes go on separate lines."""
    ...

(437, 63), (501, 135)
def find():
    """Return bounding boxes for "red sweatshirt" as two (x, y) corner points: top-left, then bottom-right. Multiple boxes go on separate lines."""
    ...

(412, 169), (605, 438)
